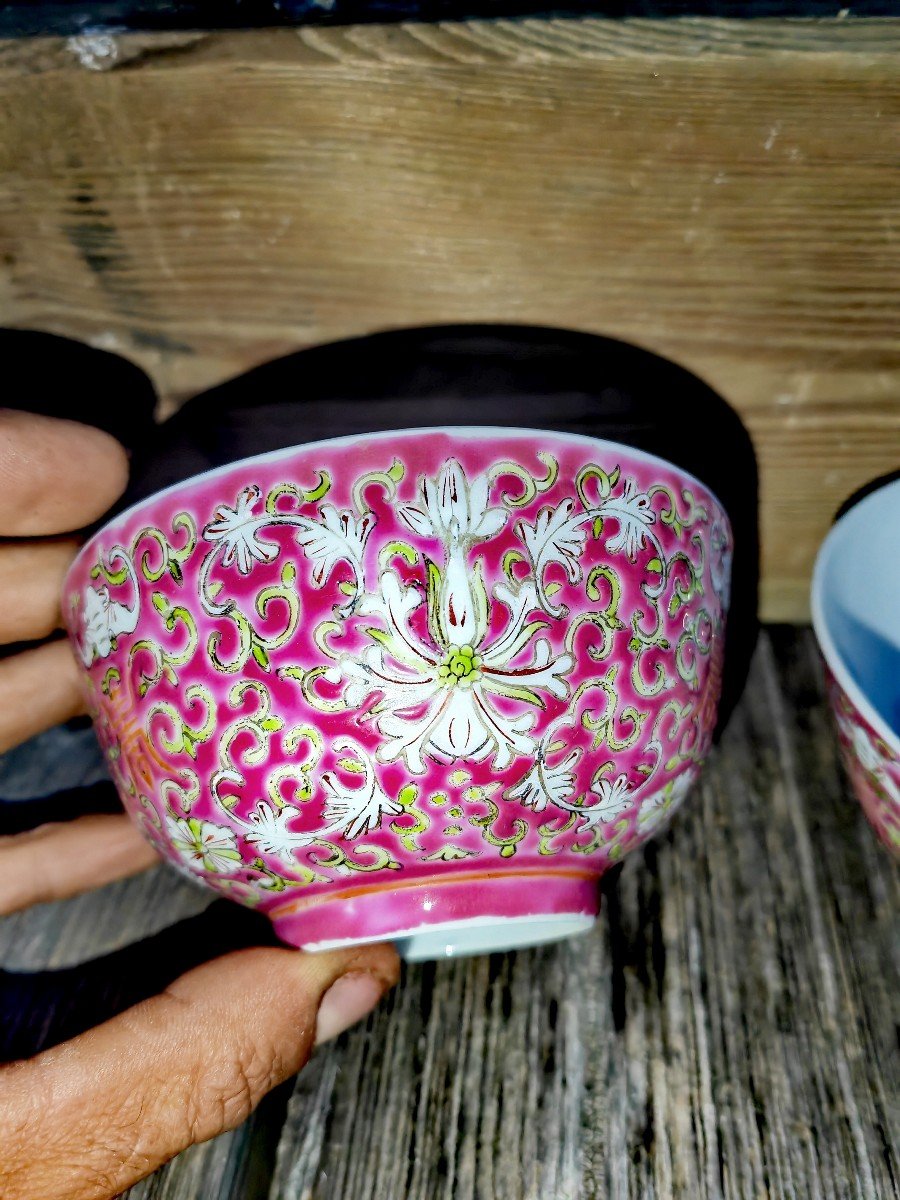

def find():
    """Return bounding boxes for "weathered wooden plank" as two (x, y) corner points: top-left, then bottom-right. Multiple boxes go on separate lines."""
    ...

(1, 629), (897, 1196)
(1, 20), (899, 620)
(266, 629), (898, 1200)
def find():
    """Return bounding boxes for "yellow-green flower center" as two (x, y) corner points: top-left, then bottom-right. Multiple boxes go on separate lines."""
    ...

(437, 644), (482, 688)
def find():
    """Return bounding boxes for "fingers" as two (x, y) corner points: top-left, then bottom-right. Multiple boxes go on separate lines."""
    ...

(0, 941), (400, 1200)
(0, 410), (129, 537)
(0, 408), (130, 755)
(0, 539), (79, 643)
(0, 814), (159, 916)
(0, 640), (87, 755)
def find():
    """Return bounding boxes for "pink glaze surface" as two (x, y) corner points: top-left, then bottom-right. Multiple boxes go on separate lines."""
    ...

(826, 670), (900, 854)
(64, 428), (731, 951)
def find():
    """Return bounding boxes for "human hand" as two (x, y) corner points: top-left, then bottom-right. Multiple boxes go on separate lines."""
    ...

(0, 408), (399, 1199)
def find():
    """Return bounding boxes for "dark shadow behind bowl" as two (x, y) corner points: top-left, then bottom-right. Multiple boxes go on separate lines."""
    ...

(0, 330), (159, 828)
(0, 329), (158, 452)
(124, 325), (759, 732)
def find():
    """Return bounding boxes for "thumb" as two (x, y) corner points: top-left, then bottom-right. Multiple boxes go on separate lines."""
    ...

(0, 942), (399, 1200)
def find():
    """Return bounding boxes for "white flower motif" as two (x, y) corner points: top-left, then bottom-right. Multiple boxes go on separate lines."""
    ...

(519, 477), (660, 617)
(79, 547), (139, 664)
(81, 586), (139, 663)
(327, 458), (573, 774)
(844, 721), (900, 806)
(203, 485), (279, 574)
(399, 458), (507, 545)
(167, 816), (243, 874)
(294, 505), (374, 592)
(518, 499), (586, 594)
(320, 741), (403, 839)
(332, 561), (572, 773)
(244, 801), (309, 864)
(228, 764), (405, 862)
(601, 479), (656, 560)
(709, 519), (732, 609)
(637, 769), (697, 835)
(555, 773), (634, 830)
(847, 721), (883, 774)
(505, 746), (580, 813)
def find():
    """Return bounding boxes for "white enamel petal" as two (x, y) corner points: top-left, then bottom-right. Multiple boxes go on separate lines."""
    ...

(439, 549), (482, 647)
(485, 641), (573, 703)
(426, 688), (494, 762)
(480, 580), (541, 667)
(439, 459), (469, 537)
(399, 506), (435, 538)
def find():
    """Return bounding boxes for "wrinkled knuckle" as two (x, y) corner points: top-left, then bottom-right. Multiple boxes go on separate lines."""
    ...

(0, 1064), (96, 1200)
(0, 1069), (40, 1195)
(62, 1094), (147, 1197)
(72, 1161), (126, 1200)
(185, 1040), (276, 1142)
(224, 1039), (279, 1126)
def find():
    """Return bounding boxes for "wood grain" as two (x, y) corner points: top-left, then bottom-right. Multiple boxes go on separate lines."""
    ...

(0, 19), (899, 620)
(2, 628), (898, 1198)
(264, 629), (899, 1200)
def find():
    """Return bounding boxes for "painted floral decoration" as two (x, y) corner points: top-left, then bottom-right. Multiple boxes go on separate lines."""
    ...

(65, 430), (732, 942)
(828, 672), (900, 853)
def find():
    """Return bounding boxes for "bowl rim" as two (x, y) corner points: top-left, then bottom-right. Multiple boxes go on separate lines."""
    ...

(810, 476), (900, 756)
(67, 424), (732, 581)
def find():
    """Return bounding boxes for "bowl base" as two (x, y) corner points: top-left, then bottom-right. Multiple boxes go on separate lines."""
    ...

(269, 870), (598, 961)
(309, 913), (596, 961)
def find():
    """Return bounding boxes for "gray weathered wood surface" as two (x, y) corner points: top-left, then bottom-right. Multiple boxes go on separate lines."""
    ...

(2, 627), (898, 1198)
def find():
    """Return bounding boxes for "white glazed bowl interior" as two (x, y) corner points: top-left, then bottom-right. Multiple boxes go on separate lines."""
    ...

(811, 477), (900, 749)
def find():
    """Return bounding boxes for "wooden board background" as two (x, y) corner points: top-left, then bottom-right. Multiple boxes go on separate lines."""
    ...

(1, 18), (898, 620)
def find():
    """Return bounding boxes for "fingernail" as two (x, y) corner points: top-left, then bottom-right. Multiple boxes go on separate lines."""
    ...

(315, 971), (386, 1045)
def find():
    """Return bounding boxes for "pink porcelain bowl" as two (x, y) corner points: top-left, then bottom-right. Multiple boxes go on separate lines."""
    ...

(811, 477), (900, 854)
(64, 428), (732, 959)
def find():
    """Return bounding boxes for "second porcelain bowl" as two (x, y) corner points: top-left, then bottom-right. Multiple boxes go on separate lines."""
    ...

(812, 476), (900, 853)
(64, 427), (732, 958)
